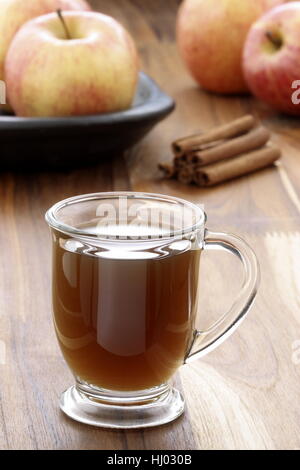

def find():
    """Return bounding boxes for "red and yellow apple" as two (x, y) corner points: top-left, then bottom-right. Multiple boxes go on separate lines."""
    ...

(5, 11), (139, 117)
(243, 2), (300, 116)
(176, 0), (288, 94)
(0, 0), (91, 83)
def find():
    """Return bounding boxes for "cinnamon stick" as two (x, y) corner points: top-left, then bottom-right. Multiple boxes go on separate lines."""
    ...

(158, 163), (176, 179)
(174, 154), (188, 169)
(172, 115), (256, 155)
(177, 165), (194, 185)
(189, 126), (271, 167)
(194, 146), (281, 187)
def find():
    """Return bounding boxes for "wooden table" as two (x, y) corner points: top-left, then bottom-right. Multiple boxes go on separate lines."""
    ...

(1, 0), (300, 450)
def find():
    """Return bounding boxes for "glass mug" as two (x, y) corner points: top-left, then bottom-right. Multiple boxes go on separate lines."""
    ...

(45, 192), (259, 429)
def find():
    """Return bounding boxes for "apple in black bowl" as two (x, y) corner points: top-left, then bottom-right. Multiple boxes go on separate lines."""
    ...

(0, 11), (175, 169)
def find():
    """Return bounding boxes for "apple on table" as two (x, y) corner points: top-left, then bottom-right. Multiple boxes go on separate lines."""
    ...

(5, 11), (139, 117)
(176, 0), (290, 94)
(243, 2), (300, 116)
(0, 0), (91, 83)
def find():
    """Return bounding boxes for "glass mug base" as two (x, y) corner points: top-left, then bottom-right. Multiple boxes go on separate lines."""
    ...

(60, 382), (185, 429)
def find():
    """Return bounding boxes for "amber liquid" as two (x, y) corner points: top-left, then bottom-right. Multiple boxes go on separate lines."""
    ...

(52, 230), (200, 391)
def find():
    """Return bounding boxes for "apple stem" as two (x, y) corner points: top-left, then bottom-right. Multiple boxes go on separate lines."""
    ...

(265, 31), (282, 49)
(56, 9), (71, 40)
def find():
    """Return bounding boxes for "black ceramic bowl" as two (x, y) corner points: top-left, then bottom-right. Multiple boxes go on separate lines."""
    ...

(0, 72), (175, 170)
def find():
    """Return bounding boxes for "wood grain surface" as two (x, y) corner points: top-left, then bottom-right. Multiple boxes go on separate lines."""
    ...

(0, 0), (300, 450)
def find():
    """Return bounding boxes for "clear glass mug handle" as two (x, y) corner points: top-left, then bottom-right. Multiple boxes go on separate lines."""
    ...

(185, 229), (260, 363)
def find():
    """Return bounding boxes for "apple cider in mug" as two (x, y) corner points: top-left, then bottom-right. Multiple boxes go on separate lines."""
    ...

(52, 228), (200, 391)
(46, 192), (259, 428)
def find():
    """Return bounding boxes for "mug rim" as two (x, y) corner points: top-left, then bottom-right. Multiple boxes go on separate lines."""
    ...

(45, 191), (206, 242)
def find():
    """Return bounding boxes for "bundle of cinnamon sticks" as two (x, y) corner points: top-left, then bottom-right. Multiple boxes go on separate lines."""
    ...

(158, 115), (281, 187)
